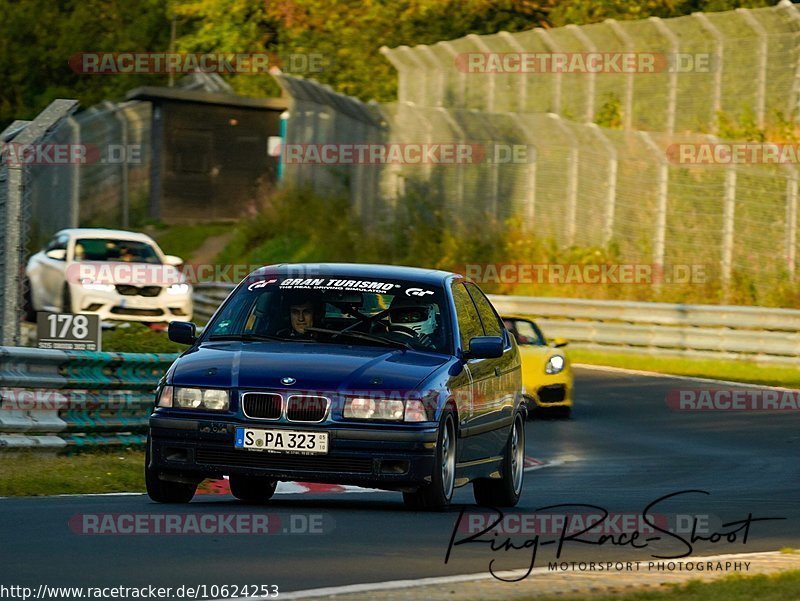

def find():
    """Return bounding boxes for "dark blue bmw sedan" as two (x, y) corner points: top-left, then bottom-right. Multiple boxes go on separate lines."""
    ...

(147, 263), (524, 510)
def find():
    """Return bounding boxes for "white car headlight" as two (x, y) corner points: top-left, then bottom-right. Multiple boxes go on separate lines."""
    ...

(167, 283), (190, 295)
(168, 386), (229, 411)
(545, 355), (566, 375)
(344, 397), (405, 420)
(80, 279), (115, 292)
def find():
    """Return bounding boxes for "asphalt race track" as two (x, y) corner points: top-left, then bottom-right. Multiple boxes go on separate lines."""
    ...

(2, 366), (798, 595)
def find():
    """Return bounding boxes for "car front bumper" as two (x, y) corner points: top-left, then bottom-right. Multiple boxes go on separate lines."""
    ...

(71, 286), (193, 323)
(148, 415), (439, 490)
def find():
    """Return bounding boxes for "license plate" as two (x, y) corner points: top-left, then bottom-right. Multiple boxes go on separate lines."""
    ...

(234, 427), (329, 455)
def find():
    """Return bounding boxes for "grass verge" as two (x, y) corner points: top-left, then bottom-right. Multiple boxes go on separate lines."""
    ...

(0, 450), (145, 496)
(533, 570), (800, 601)
(102, 323), (183, 353)
(570, 348), (800, 388)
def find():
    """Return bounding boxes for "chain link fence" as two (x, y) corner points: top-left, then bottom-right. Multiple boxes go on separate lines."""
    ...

(381, 1), (800, 134)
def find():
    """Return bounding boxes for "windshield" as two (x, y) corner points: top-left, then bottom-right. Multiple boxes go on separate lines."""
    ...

(203, 275), (453, 354)
(74, 238), (161, 264)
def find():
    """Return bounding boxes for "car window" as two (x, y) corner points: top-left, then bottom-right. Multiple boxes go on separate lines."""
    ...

(204, 276), (453, 354)
(510, 319), (546, 346)
(45, 234), (68, 252)
(465, 283), (503, 337)
(73, 238), (161, 264)
(451, 282), (483, 349)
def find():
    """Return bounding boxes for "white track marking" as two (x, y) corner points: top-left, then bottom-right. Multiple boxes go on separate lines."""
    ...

(573, 363), (797, 390)
(230, 550), (787, 600)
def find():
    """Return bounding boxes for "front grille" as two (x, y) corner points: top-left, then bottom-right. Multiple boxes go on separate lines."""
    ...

(139, 286), (162, 297)
(196, 448), (373, 474)
(538, 384), (567, 404)
(287, 395), (328, 422)
(242, 393), (282, 420)
(110, 307), (164, 316)
(116, 285), (162, 297)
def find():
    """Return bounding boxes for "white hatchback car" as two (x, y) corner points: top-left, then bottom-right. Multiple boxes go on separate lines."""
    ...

(25, 228), (193, 323)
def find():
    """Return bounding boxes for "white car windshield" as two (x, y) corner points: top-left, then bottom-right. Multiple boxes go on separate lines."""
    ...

(74, 238), (161, 264)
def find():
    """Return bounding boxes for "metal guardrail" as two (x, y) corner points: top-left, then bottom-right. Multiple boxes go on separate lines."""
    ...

(0, 347), (177, 451)
(194, 284), (800, 364)
(489, 296), (800, 364)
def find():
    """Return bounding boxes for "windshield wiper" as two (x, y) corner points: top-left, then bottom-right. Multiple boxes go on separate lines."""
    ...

(207, 333), (283, 342)
(304, 327), (412, 350)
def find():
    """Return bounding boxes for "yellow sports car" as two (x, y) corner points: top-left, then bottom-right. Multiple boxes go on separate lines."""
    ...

(503, 316), (573, 419)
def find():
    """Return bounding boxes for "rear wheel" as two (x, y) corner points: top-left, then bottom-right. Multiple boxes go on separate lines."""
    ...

(403, 407), (456, 511)
(145, 438), (197, 503)
(473, 413), (524, 507)
(229, 475), (278, 503)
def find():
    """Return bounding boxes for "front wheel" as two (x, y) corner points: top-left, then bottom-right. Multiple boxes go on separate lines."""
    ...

(229, 475), (278, 503)
(473, 413), (524, 507)
(61, 284), (73, 314)
(403, 407), (456, 511)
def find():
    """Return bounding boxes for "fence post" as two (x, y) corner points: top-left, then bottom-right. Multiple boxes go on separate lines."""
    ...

(467, 34), (495, 113)
(400, 47), (429, 107)
(471, 109), (499, 217)
(499, 32), (527, 112)
(736, 8), (767, 129)
(1, 99), (78, 347)
(778, 0), (800, 119)
(436, 41), (467, 109)
(786, 165), (798, 282)
(566, 24), (597, 122)
(437, 108), (466, 213)
(693, 13), (725, 132)
(510, 114), (537, 232)
(65, 115), (81, 227)
(638, 131), (669, 278)
(548, 114), (579, 245)
(605, 19), (635, 130)
(103, 101), (129, 228)
(648, 17), (679, 134)
(534, 28), (563, 115)
(705, 134), (738, 297)
(420, 46), (447, 108)
(588, 123), (618, 246)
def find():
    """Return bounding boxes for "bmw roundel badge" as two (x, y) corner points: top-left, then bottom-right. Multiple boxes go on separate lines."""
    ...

(281, 377), (297, 386)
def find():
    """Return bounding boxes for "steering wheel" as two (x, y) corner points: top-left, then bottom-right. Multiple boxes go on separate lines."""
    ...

(387, 324), (418, 338)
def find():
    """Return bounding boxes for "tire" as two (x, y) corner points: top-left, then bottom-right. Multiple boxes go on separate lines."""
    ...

(229, 475), (278, 503)
(473, 412), (524, 507)
(403, 407), (457, 511)
(61, 284), (73, 314)
(145, 437), (197, 504)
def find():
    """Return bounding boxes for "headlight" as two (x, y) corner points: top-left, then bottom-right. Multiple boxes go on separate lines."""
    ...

(344, 397), (405, 420)
(162, 386), (230, 411)
(80, 279), (114, 291)
(167, 283), (190, 295)
(545, 355), (566, 375)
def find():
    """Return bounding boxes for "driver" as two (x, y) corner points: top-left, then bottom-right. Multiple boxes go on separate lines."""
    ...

(277, 292), (325, 340)
(388, 296), (440, 350)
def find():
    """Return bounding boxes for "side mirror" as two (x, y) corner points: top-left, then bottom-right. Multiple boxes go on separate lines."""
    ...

(465, 336), (504, 359)
(163, 255), (184, 268)
(168, 321), (196, 345)
(551, 337), (569, 348)
(46, 249), (67, 261)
